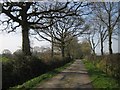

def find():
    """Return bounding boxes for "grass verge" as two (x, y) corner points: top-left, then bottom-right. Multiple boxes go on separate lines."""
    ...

(9, 60), (74, 90)
(83, 59), (119, 88)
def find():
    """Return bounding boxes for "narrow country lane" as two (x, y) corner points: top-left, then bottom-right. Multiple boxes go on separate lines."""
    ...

(35, 59), (93, 89)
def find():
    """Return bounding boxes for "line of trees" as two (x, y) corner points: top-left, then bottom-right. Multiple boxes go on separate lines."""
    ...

(0, 2), (119, 57)
(1, 2), (91, 57)
(88, 2), (119, 55)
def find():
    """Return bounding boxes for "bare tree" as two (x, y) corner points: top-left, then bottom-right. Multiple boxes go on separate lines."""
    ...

(91, 2), (120, 54)
(33, 2), (91, 58)
(86, 30), (99, 55)
(1, 2), (87, 56)
(92, 18), (108, 55)
(84, 19), (100, 55)
(35, 14), (88, 58)
(97, 24), (108, 55)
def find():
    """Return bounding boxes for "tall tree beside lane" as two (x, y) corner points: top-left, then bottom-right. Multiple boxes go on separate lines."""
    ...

(1, 2), (87, 56)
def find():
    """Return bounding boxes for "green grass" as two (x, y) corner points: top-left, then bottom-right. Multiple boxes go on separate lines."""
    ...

(0, 57), (2, 62)
(83, 59), (119, 88)
(0, 56), (11, 62)
(9, 60), (74, 90)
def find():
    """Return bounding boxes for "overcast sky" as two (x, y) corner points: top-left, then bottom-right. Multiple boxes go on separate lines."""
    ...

(0, 30), (118, 54)
(0, 31), (51, 54)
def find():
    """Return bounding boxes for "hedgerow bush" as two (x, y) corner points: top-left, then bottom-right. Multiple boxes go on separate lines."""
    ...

(85, 53), (120, 85)
(2, 55), (46, 89)
(2, 54), (72, 89)
(2, 59), (14, 89)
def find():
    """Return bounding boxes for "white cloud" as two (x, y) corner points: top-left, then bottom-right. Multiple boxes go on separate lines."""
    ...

(0, 32), (22, 54)
(0, 32), (50, 54)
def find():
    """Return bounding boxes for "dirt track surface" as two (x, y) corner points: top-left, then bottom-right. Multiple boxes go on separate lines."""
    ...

(36, 59), (92, 89)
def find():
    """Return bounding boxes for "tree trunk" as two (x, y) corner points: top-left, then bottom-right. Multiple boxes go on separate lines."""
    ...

(101, 44), (104, 55)
(109, 34), (113, 54)
(92, 42), (96, 55)
(51, 36), (54, 58)
(61, 44), (65, 58)
(100, 38), (104, 55)
(92, 49), (96, 55)
(22, 25), (31, 56)
(108, 26), (113, 54)
(108, 11), (113, 55)
(21, 6), (31, 56)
